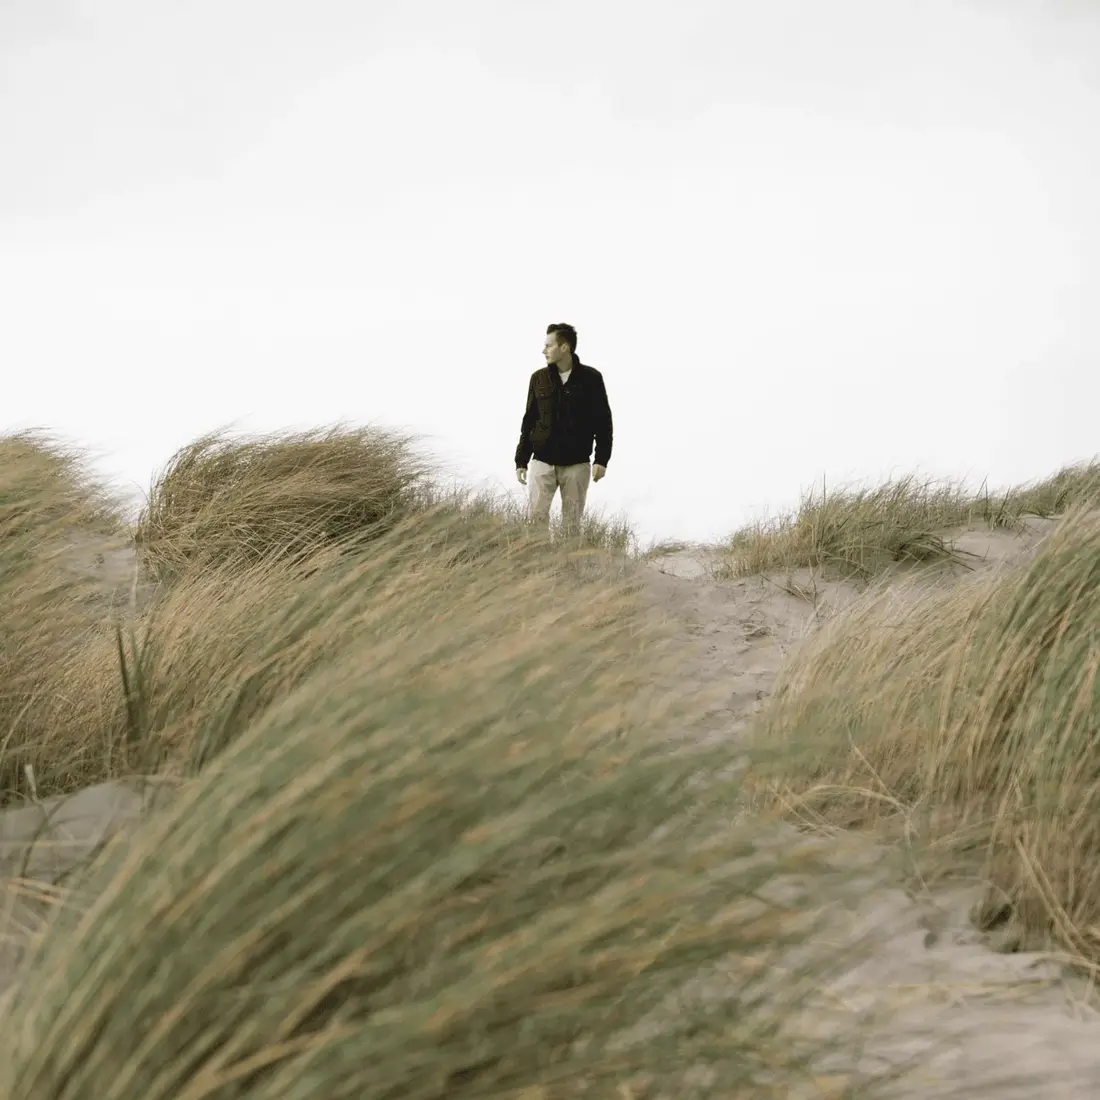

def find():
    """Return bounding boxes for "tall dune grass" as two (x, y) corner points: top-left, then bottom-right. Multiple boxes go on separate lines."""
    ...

(748, 503), (1100, 963)
(718, 461), (1100, 580)
(125, 500), (648, 777)
(133, 425), (431, 582)
(0, 503), (895, 1098)
(1, 431), (639, 801)
(134, 426), (641, 586)
(8, 427), (1100, 1092)
(5, 507), (636, 795)
(0, 431), (128, 799)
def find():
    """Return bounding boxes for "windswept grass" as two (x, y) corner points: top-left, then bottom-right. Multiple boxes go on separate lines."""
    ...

(717, 461), (1100, 580)
(410, 480), (640, 562)
(748, 503), (1100, 964)
(11, 423), (1100, 1092)
(1013, 460), (1100, 516)
(0, 431), (121, 542)
(129, 501), (647, 777)
(0, 503), (899, 1099)
(0, 428), (644, 804)
(0, 431), (128, 799)
(135, 427), (642, 585)
(3, 502), (642, 801)
(133, 425), (431, 583)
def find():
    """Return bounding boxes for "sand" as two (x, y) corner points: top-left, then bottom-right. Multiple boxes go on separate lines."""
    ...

(0, 779), (177, 1009)
(3, 516), (1099, 1094)
(635, 520), (1100, 1096)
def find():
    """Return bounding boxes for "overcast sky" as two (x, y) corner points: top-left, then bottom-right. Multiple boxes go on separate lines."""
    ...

(3, 0), (1098, 546)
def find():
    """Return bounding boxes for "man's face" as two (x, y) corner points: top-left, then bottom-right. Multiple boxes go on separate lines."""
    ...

(543, 333), (570, 366)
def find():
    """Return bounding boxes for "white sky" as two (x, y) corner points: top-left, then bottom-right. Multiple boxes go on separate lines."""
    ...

(2, 0), (1099, 546)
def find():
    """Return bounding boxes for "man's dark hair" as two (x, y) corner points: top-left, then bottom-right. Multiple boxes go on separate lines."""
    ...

(546, 323), (578, 354)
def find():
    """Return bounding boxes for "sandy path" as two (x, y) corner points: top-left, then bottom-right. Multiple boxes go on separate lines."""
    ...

(636, 527), (1100, 1097)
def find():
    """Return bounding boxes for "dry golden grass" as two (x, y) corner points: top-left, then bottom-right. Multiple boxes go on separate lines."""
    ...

(133, 425), (431, 582)
(717, 462), (1100, 580)
(7, 424), (1100, 1093)
(0, 430), (639, 802)
(0, 490), (901, 1098)
(749, 502), (1100, 964)
(116, 500), (643, 778)
(133, 426), (640, 583)
(0, 432), (130, 799)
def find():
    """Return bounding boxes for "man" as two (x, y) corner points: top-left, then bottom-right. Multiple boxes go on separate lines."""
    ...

(514, 322), (614, 536)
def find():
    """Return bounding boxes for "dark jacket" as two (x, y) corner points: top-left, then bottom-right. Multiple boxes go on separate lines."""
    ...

(514, 360), (614, 470)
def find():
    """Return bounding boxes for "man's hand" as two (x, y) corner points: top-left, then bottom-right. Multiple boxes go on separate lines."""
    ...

(516, 467), (527, 485)
(592, 464), (607, 483)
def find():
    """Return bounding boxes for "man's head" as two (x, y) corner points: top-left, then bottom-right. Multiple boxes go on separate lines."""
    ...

(544, 323), (577, 368)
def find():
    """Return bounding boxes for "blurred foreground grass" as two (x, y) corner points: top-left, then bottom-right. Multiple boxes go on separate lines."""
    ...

(0, 426), (910, 1097)
(4, 425), (1100, 1094)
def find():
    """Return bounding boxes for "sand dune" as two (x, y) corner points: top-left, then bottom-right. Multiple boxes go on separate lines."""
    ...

(634, 518), (1100, 1095)
(3, 514), (1099, 1094)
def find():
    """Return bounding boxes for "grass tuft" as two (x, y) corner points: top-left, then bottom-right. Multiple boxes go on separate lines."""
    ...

(0, 431), (128, 800)
(717, 461), (1100, 580)
(748, 502), (1100, 964)
(133, 425), (431, 582)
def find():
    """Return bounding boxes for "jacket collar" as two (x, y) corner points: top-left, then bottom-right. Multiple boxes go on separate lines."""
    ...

(548, 357), (582, 383)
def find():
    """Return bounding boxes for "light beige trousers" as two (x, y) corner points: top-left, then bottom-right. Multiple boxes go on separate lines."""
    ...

(527, 458), (591, 534)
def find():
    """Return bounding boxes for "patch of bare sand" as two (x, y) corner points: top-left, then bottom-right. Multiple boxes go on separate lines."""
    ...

(0, 779), (177, 1005)
(637, 518), (1065, 745)
(638, 524), (1100, 1096)
(50, 530), (156, 615)
(638, 543), (861, 746)
(948, 515), (1058, 567)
